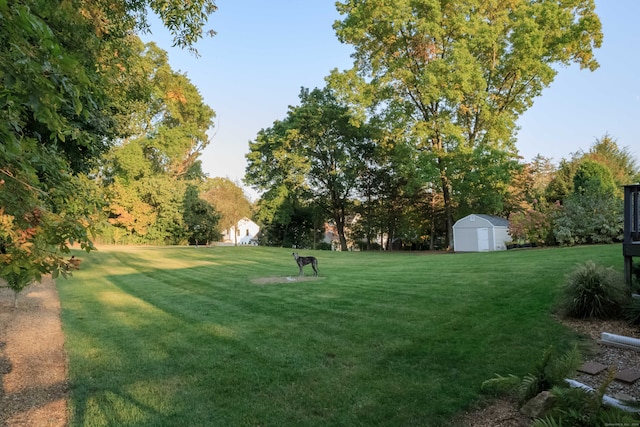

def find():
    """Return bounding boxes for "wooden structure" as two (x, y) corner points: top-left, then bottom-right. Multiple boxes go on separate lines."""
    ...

(452, 214), (510, 252)
(623, 184), (640, 287)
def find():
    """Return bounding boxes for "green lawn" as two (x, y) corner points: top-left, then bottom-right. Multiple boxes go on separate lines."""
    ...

(58, 244), (622, 426)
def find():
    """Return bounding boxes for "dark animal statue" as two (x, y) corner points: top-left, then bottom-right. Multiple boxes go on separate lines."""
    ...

(292, 253), (318, 276)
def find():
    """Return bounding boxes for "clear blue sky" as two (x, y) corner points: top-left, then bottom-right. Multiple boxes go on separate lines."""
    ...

(141, 0), (640, 195)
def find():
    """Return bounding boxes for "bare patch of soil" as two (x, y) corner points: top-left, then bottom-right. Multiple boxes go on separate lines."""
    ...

(0, 278), (67, 427)
(452, 397), (530, 427)
(250, 276), (325, 285)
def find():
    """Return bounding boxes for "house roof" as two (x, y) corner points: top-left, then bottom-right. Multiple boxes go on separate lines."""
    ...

(236, 217), (258, 226)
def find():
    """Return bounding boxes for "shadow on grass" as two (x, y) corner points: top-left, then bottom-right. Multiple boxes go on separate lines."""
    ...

(62, 246), (621, 425)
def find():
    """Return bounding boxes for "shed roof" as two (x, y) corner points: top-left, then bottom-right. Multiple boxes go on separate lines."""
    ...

(472, 214), (509, 227)
(454, 214), (509, 227)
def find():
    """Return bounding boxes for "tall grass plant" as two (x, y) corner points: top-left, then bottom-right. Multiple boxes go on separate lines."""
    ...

(561, 260), (630, 319)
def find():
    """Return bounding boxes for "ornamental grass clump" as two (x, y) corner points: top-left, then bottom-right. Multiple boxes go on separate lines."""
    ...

(561, 261), (630, 319)
(624, 298), (640, 325)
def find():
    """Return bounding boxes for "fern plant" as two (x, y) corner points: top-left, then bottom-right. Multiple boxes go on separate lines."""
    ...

(531, 369), (639, 427)
(531, 416), (564, 427)
(482, 345), (582, 405)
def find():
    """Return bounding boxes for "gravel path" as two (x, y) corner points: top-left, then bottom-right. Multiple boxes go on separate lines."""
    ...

(0, 278), (68, 427)
(562, 317), (640, 400)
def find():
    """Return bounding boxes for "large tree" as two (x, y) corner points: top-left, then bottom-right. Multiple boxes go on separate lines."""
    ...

(246, 87), (371, 251)
(183, 185), (220, 246)
(330, 0), (602, 249)
(0, 0), (216, 297)
(99, 41), (216, 245)
(545, 135), (640, 204)
(554, 159), (622, 245)
(244, 118), (308, 248)
(582, 134), (640, 190)
(201, 177), (252, 244)
(353, 135), (428, 250)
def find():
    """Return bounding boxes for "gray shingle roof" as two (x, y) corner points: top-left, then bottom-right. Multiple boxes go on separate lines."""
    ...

(473, 214), (509, 227)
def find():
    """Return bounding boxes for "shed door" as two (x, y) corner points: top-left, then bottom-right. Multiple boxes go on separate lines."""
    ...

(477, 228), (490, 251)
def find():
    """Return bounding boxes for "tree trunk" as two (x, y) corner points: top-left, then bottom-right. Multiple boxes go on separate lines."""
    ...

(386, 226), (394, 250)
(282, 223), (289, 248)
(429, 219), (435, 251)
(441, 176), (454, 251)
(313, 227), (317, 250)
(336, 217), (348, 251)
(331, 199), (350, 251)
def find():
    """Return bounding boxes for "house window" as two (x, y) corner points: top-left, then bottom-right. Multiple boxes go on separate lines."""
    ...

(246, 229), (249, 236)
(236, 228), (240, 236)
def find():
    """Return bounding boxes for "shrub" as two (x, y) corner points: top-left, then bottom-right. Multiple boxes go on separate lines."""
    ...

(553, 191), (623, 246)
(508, 199), (559, 246)
(561, 261), (630, 319)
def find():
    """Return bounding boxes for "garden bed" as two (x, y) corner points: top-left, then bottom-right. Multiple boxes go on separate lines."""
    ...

(456, 317), (640, 426)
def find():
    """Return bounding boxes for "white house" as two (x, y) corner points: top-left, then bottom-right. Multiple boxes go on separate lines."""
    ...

(222, 217), (260, 245)
(452, 214), (510, 252)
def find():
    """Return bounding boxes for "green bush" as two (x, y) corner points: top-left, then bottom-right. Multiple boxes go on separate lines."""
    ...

(552, 191), (623, 246)
(561, 261), (630, 319)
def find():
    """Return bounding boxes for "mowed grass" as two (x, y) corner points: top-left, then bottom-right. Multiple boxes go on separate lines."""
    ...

(58, 244), (622, 426)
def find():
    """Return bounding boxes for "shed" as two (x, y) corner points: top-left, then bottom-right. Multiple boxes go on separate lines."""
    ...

(453, 214), (510, 252)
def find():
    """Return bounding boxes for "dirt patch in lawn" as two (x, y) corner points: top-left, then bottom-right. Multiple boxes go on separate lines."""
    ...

(452, 397), (530, 427)
(250, 276), (325, 285)
(0, 278), (68, 427)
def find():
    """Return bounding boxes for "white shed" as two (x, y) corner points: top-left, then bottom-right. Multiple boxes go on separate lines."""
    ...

(453, 214), (510, 252)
